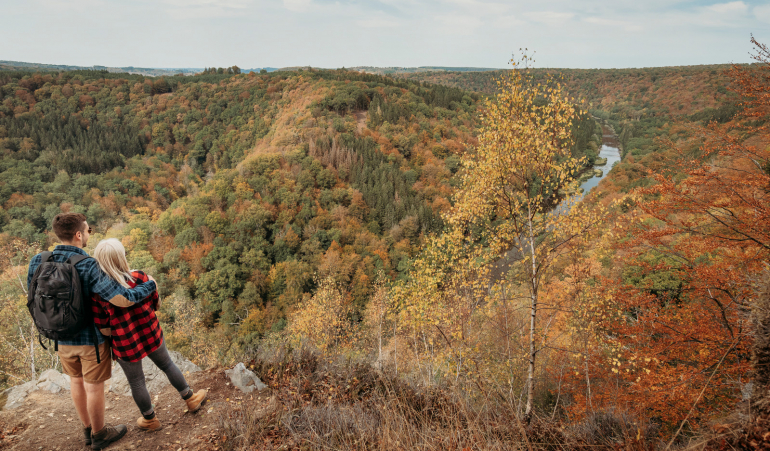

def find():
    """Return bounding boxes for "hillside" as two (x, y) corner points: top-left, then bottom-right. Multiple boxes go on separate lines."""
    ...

(398, 64), (741, 192)
(0, 66), (501, 377)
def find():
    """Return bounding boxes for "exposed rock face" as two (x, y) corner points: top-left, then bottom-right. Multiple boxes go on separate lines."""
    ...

(225, 363), (267, 393)
(2, 381), (39, 410)
(110, 350), (201, 396)
(36, 369), (71, 393)
(1, 369), (72, 410)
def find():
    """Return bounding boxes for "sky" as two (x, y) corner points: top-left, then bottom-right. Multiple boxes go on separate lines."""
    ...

(1, 0), (769, 69)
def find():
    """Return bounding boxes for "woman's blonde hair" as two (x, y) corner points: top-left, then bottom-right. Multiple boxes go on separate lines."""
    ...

(93, 238), (135, 288)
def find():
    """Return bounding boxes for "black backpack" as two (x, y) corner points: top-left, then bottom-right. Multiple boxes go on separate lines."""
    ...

(27, 252), (101, 363)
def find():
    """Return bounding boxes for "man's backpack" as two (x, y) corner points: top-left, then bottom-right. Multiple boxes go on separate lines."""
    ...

(27, 252), (101, 363)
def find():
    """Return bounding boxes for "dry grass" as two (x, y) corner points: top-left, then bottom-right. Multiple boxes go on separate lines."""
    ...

(215, 343), (667, 451)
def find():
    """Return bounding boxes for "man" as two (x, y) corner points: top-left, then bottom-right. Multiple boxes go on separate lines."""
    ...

(27, 213), (158, 450)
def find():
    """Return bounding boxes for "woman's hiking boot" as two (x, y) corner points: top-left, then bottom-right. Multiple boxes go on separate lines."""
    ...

(91, 424), (127, 450)
(137, 415), (162, 431)
(83, 426), (92, 446)
(185, 389), (208, 412)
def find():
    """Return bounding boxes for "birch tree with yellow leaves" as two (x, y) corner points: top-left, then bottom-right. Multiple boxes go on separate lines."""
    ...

(449, 56), (596, 421)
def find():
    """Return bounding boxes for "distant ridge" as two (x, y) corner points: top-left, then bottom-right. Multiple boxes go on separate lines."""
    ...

(0, 60), (202, 77)
(0, 60), (280, 77)
(0, 60), (500, 77)
(346, 66), (502, 74)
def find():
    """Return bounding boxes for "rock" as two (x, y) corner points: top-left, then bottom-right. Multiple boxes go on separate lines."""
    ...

(594, 157), (608, 166)
(593, 168), (604, 177)
(2, 381), (39, 410)
(36, 369), (71, 393)
(110, 350), (201, 396)
(225, 363), (267, 393)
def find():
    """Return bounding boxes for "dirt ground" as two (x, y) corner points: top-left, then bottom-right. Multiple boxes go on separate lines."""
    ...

(0, 368), (267, 451)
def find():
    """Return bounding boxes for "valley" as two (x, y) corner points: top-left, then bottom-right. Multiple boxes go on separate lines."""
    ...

(0, 49), (767, 450)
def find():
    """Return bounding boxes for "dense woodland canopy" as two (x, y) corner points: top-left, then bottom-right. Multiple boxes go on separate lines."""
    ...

(0, 68), (484, 339)
(1, 45), (767, 448)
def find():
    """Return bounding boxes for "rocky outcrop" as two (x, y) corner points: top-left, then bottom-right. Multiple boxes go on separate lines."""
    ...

(1, 368), (72, 410)
(225, 363), (267, 393)
(35, 369), (71, 393)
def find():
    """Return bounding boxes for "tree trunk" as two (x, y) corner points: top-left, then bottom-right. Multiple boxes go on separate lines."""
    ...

(524, 208), (538, 422)
(751, 271), (770, 415)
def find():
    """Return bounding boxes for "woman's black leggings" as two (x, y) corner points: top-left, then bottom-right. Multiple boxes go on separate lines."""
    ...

(116, 340), (189, 415)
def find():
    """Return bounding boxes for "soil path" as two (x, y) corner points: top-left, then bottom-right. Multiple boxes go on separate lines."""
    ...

(0, 368), (266, 451)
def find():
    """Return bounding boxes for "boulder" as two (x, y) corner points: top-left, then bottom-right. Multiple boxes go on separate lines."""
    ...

(225, 363), (267, 393)
(110, 350), (201, 396)
(36, 369), (71, 393)
(2, 381), (38, 410)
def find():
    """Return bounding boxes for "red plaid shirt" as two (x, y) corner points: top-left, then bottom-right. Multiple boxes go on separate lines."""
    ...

(92, 270), (163, 362)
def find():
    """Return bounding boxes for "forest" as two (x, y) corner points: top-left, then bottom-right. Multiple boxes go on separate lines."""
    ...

(0, 39), (768, 450)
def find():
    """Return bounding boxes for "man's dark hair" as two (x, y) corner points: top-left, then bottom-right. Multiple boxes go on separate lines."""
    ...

(52, 213), (87, 242)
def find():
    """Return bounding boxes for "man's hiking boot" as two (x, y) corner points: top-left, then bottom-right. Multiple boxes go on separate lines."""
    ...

(137, 415), (162, 431)
(90, 424), (127, 450)
(83, 426), (92, 446)
(185, 389), (208, 412)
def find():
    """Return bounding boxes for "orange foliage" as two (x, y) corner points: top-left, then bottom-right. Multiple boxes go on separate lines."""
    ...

(575, 40), (770, 427)
(181, 243), (213, 277)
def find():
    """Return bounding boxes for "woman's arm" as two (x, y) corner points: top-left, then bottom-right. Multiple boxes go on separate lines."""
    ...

(90, 263), (157, 307)
(130, 270), (160, 310)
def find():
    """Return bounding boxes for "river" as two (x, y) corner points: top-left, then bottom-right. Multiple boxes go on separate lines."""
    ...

(575, 130), (622, 199)
(490, 126), (621, 281)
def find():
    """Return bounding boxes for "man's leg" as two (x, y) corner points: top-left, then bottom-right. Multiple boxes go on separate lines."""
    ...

(69, 376), (91, 428)
(84, 381), (105, 432)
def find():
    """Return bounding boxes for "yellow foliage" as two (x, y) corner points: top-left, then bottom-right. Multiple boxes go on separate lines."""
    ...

(288, 277), (353, 353)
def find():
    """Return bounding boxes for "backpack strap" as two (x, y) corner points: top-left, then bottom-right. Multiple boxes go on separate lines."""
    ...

(38, 334), (48, 351)
(66, 254), (100, 363)
(40, 251), (54, 263)
(67, 254), (89, 266)
(92, 329), (100, 365)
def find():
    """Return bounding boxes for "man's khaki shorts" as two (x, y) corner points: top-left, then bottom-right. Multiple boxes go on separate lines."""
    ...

(58, 342), (111, 383)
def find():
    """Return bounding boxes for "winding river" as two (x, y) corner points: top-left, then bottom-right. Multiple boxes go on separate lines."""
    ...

(490, 126), (622, 281)
(575, 129), (622, 199)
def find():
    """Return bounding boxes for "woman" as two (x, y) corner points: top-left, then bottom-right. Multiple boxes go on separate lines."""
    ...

(92, 238), (207, 431)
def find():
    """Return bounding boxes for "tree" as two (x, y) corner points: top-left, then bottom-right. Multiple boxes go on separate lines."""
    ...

(448, 55), (593, 420)
(593, 38), (770, 426)
(287, 276), (352, 352)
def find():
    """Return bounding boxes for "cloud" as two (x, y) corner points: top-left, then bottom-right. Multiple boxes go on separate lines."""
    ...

(690, 1), (750, 27)
(441, 0), (510, 16)
(434, 13), (483, 34)
(356, 15), (401, 28)
(584, 16), (643, 32)
(704, 1), (747, 15)
(491, 14), (524, 28)
(522, 11), (575, 25)
(282, 0), (313, 12)
(162, 0), (255, 18)
(754, 4), (770, 23)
